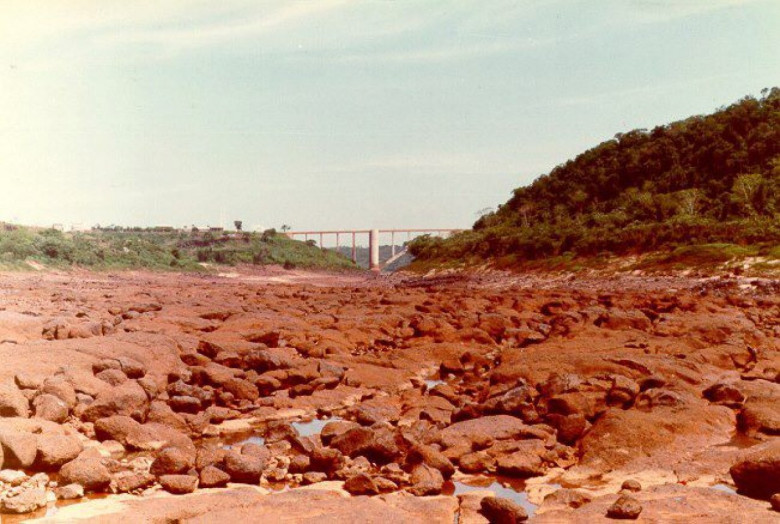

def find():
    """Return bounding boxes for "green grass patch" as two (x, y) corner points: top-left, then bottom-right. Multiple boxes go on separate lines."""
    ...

(0, 226), (356, 272)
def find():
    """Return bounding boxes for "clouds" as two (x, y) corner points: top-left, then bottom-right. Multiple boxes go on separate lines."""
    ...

(0, 1), (777, 229)
(101, 1), (353, 51)
(619, 0), (769, 23)
(1, 1), (566, 65)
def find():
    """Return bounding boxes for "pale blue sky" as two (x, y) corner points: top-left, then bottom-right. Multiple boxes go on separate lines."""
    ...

(0, 0), (778, 231)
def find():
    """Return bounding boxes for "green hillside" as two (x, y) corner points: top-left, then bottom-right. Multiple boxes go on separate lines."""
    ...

(0, 226), (356, 271)
(411, 88), (780, 269)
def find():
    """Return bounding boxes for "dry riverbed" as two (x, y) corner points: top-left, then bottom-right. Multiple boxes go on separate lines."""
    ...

(0, 267), (778, 522)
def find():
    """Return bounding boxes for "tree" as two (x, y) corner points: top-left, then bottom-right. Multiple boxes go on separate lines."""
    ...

(731, 173), (764, 216)
(280, 224), (291, 232)
(475, 207), (494, 218)
(233, 220), (243, 231)
(676, 188), (701, 217)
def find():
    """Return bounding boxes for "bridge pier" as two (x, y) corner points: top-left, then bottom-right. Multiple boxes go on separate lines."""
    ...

(369, 229), (379, 271)
(286, 228), (463, 270)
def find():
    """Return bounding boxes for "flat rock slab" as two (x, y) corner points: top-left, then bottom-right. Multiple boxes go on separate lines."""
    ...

(533, 484), (774, 523)
(36, 486), (458, 523)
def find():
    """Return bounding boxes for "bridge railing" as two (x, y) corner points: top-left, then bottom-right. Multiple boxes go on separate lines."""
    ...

(285, 228), (464, 269)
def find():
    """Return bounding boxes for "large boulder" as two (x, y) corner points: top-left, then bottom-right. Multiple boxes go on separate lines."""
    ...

(81, 381), (149, 423)
(406, 464), (443, 496)
(607, 494), (643, 519)
(150, 446), (195, 476)
(40, 376), (77, 409)
(94, 416), (193, 453)
(329, 426), (401, 464)
(199, 465), (230, 488)
(344, 473), (380, 495)
(159, 474), (198, 494)
(223, 451), (266, 484)
(730, 440), (780, 499)
(403, 444), (455, 479)
(59, 457), (111, 492)
(440, 415), (539, 453)
(35, 433), (83, 469)
(32, 394), (69, 423)
(0, 431), (38, 468)
(0, 383), (30, 418)
(112, 471), (155, 493)
(222, 378), (259, 401)
(480, 496), (528, 523)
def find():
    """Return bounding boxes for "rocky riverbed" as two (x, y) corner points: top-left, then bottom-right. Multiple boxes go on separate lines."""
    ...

(0, 268), (777, 522)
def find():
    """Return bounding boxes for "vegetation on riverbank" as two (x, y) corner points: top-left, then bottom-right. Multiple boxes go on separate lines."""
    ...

(0, 226), (356, 271)
(410, 88), (780, 270)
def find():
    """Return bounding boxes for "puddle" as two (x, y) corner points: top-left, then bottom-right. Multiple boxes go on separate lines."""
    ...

(710, 483), (738, 495)
(220, 433), (265, 449)
(214, 417), (344, 448)
(292, 417), (342, 437)
(443, 476), (537, 517)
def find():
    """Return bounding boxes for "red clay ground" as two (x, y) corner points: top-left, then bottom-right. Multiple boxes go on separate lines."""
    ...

(0, 267), (778, 522)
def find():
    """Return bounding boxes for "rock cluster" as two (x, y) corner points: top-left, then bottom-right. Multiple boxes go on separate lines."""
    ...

(0, 271), (777, 519)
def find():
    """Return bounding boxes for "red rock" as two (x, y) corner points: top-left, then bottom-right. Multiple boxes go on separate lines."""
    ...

(407, 463), (443, 496)
(159, 474), (198, 494)
(224, 451), (266, 484)
(112, 471), (155, 493)
(35, 433), (83, 469)
(0, 430), (38, 468)
(730, 440), (780, 499)
(150, 446), (195, 476)
(199, 465), (230, 488)
(81, 380), (149, 422)
(0, 383), (30, 418)
(606, 494), (642, 519)
(59, 457), (111, 492)
(480, 496), (528, 523)
(344, 473), (379, 495)
(32, 393), (69, 423)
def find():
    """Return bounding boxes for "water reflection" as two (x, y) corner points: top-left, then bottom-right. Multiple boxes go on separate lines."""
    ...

(425, 379), (445, 390)
(292, 417), (342, 437)
(221, 433), (265, 449)
(443, 475), (538, 517)
(710, 483), (738, 495)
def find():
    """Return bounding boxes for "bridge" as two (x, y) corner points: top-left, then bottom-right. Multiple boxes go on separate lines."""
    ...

(285, 229), (464, 270)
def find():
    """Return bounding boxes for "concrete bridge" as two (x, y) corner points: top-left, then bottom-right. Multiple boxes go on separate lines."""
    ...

(285, 229), (464, 270)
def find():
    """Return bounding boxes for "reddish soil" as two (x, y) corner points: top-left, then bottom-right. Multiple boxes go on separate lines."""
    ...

(0, 268), (778, 522)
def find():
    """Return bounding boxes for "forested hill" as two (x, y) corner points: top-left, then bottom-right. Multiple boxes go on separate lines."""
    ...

(410, 88), (780, 268)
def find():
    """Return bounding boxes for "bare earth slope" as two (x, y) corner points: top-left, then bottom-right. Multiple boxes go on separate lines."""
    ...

(0, 267), (777, 522)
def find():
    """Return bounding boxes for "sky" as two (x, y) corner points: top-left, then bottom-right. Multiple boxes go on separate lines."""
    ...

(0, 0), (778, 232)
